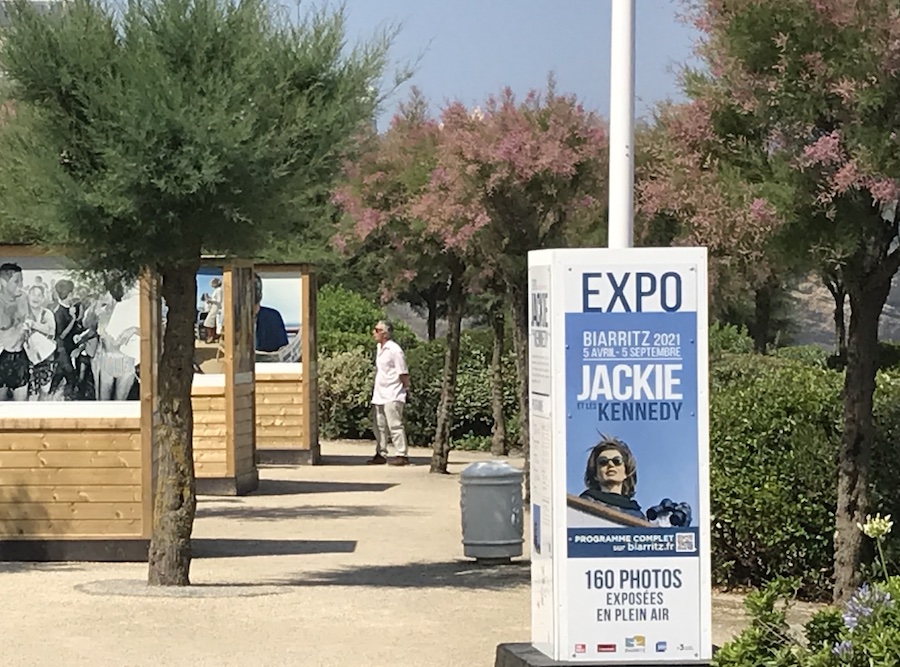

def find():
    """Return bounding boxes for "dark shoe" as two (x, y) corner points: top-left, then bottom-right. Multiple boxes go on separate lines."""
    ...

(366, 454), (387, 465)
(388, 456), (410, 467)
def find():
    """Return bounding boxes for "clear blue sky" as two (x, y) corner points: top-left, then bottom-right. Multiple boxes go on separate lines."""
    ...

(337, 0), (701, 128)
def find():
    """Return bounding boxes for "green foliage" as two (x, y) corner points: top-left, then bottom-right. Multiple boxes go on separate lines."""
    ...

(0, 0), (392, 273)
(772, 345), (831, 369)
(805, 608), (844, 652)
(317, 284), (418, 356)
(317, 347), (374, 440)
(711, 354), (842, 598)
(712, 579), (803, 667)
(715, 574), (900, 667)
(709, 321), (755, 356)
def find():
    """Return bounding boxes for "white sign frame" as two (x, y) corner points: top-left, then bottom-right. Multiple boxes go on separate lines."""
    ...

(528, 247), (712, 664)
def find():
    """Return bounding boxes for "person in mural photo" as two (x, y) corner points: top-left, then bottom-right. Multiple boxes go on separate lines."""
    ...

(23, 284), (58, 399)
(253, 274), (289, 354)
(580, 435), (694, 527)
(0, 262), (29, 401)
(202, 277), (222, 343)
(0, 264), (140, 403)
(580, 436), (646, 520)
(49, 279), (82, 399)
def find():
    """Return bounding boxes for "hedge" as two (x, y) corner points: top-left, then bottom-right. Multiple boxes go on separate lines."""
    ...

(709, 354), (900, 598)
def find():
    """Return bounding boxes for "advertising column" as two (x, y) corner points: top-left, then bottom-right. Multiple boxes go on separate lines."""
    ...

(529, 247), (712, 664)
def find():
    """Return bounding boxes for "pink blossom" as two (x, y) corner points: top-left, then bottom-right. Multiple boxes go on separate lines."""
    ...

(832, 160), (861, 194)
(801, 131), (844, 167)
(749, 197), (777, 224)
(867, 177), (900, 204)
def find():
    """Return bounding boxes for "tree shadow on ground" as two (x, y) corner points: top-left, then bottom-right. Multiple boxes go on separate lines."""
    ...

(248, 479), (398, 496)
(196, 504), (412, 521)
(270, 559), (530, 591)
(192, 538), (357, 559)
(0, 561), (86, 574)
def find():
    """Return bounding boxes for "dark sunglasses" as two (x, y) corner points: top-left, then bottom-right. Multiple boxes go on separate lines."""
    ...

(597, 456), (624, 467)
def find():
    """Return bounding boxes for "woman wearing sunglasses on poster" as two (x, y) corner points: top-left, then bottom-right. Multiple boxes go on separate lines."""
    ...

(580, 435), (693, 527)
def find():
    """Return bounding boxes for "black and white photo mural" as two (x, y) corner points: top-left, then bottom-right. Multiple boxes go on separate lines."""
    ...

(0, 257), (141, 403)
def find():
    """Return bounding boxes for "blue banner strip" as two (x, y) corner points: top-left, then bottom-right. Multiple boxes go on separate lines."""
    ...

(568, 527), (700, 558)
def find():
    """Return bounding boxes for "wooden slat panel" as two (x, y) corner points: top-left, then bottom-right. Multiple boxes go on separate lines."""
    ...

(2, 519), (140, 536)
(192, 397), (227, 411)
(0, 451), (141, 468)
(193, 450), (227, 463)
(193, 426), (227, 438)
(257, 416), (304, 427)
(256, 436), (308, 449)
(257, 395), (302, 407)
(195, 462), (227, 476)
(256, 373), (303, 382)
(194, 412), (226, 425)
(0, 468), (141, 485)
(0, 432), (142, 451)
(0, 486), (141, 503)
(256, 405), (303, 417)
(193, 438), (225, 451)
(256, 383), (304, 395)
(0, 502), (142, 520)
(191, 385), (226, 397)
(0, 418), (140, 431)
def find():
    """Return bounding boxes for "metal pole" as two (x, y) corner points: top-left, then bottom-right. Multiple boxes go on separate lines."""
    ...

(607, 0), (635, 249)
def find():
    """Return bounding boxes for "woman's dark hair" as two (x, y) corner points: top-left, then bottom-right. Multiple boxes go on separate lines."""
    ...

(583, 435), (638, 498)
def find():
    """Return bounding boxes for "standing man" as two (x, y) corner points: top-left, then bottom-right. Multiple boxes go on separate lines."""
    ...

(368, 320), (410, 466)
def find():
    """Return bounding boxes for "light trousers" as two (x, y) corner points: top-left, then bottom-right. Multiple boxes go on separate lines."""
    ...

(373, 401), (408, 457)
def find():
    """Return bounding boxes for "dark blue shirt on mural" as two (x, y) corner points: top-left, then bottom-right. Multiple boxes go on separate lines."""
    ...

(255, 306), (289, 352)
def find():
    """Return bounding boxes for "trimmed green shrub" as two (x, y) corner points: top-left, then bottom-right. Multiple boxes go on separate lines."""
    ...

(317, 347), (375, 439)
(771, 344), (831, 368)
(317, 284), (418, 356)
(710, 354), (900, 599)
(710, 321), (755, 356)
(711, 354), (842, 598)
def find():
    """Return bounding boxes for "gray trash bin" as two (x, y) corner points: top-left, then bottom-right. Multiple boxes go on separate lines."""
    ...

(459, 461), (524, 562)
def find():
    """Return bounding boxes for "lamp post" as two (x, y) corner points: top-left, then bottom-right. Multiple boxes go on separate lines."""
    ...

(607, 0), (636, 250)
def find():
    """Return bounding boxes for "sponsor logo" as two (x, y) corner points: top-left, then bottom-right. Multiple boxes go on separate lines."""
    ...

(597, 643), (617, 653)
(574, 644), (586, 654)
(656, 641), (668, 653)
(624, 635), (646, 653)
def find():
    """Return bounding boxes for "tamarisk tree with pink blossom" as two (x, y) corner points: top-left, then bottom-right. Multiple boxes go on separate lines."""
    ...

(413, 83), (608, 477)
(671, 0), (900, 603)
(333, 89), (475, 473)
(639, 92), (800, 351)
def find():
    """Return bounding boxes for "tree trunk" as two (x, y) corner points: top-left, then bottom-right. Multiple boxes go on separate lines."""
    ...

(508, 279), (530, 498)
(824, 276), (848, 358)
(833, 273), (891, 604)
(426, 291), (438, 342)
(751, 281), (774, 353)
(489, 304), (508, 456)
(148, 262), (199, 586)
(430, 269), (465, 474)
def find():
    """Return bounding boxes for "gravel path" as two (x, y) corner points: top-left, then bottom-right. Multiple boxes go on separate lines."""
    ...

(0, 441), (822, 666)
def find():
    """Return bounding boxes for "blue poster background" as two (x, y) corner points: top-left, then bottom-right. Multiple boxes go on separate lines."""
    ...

(565, 311), (699, 526)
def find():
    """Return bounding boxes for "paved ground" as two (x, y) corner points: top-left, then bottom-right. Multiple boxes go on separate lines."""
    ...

(1, 441), (821, 667)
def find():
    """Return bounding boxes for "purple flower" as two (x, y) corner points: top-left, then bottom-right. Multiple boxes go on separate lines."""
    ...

(843, 584), (893, 630)
(832, 640), (853, 657)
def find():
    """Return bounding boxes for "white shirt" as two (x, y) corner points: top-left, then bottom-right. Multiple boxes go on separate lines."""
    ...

(372, 339), (408, 405)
